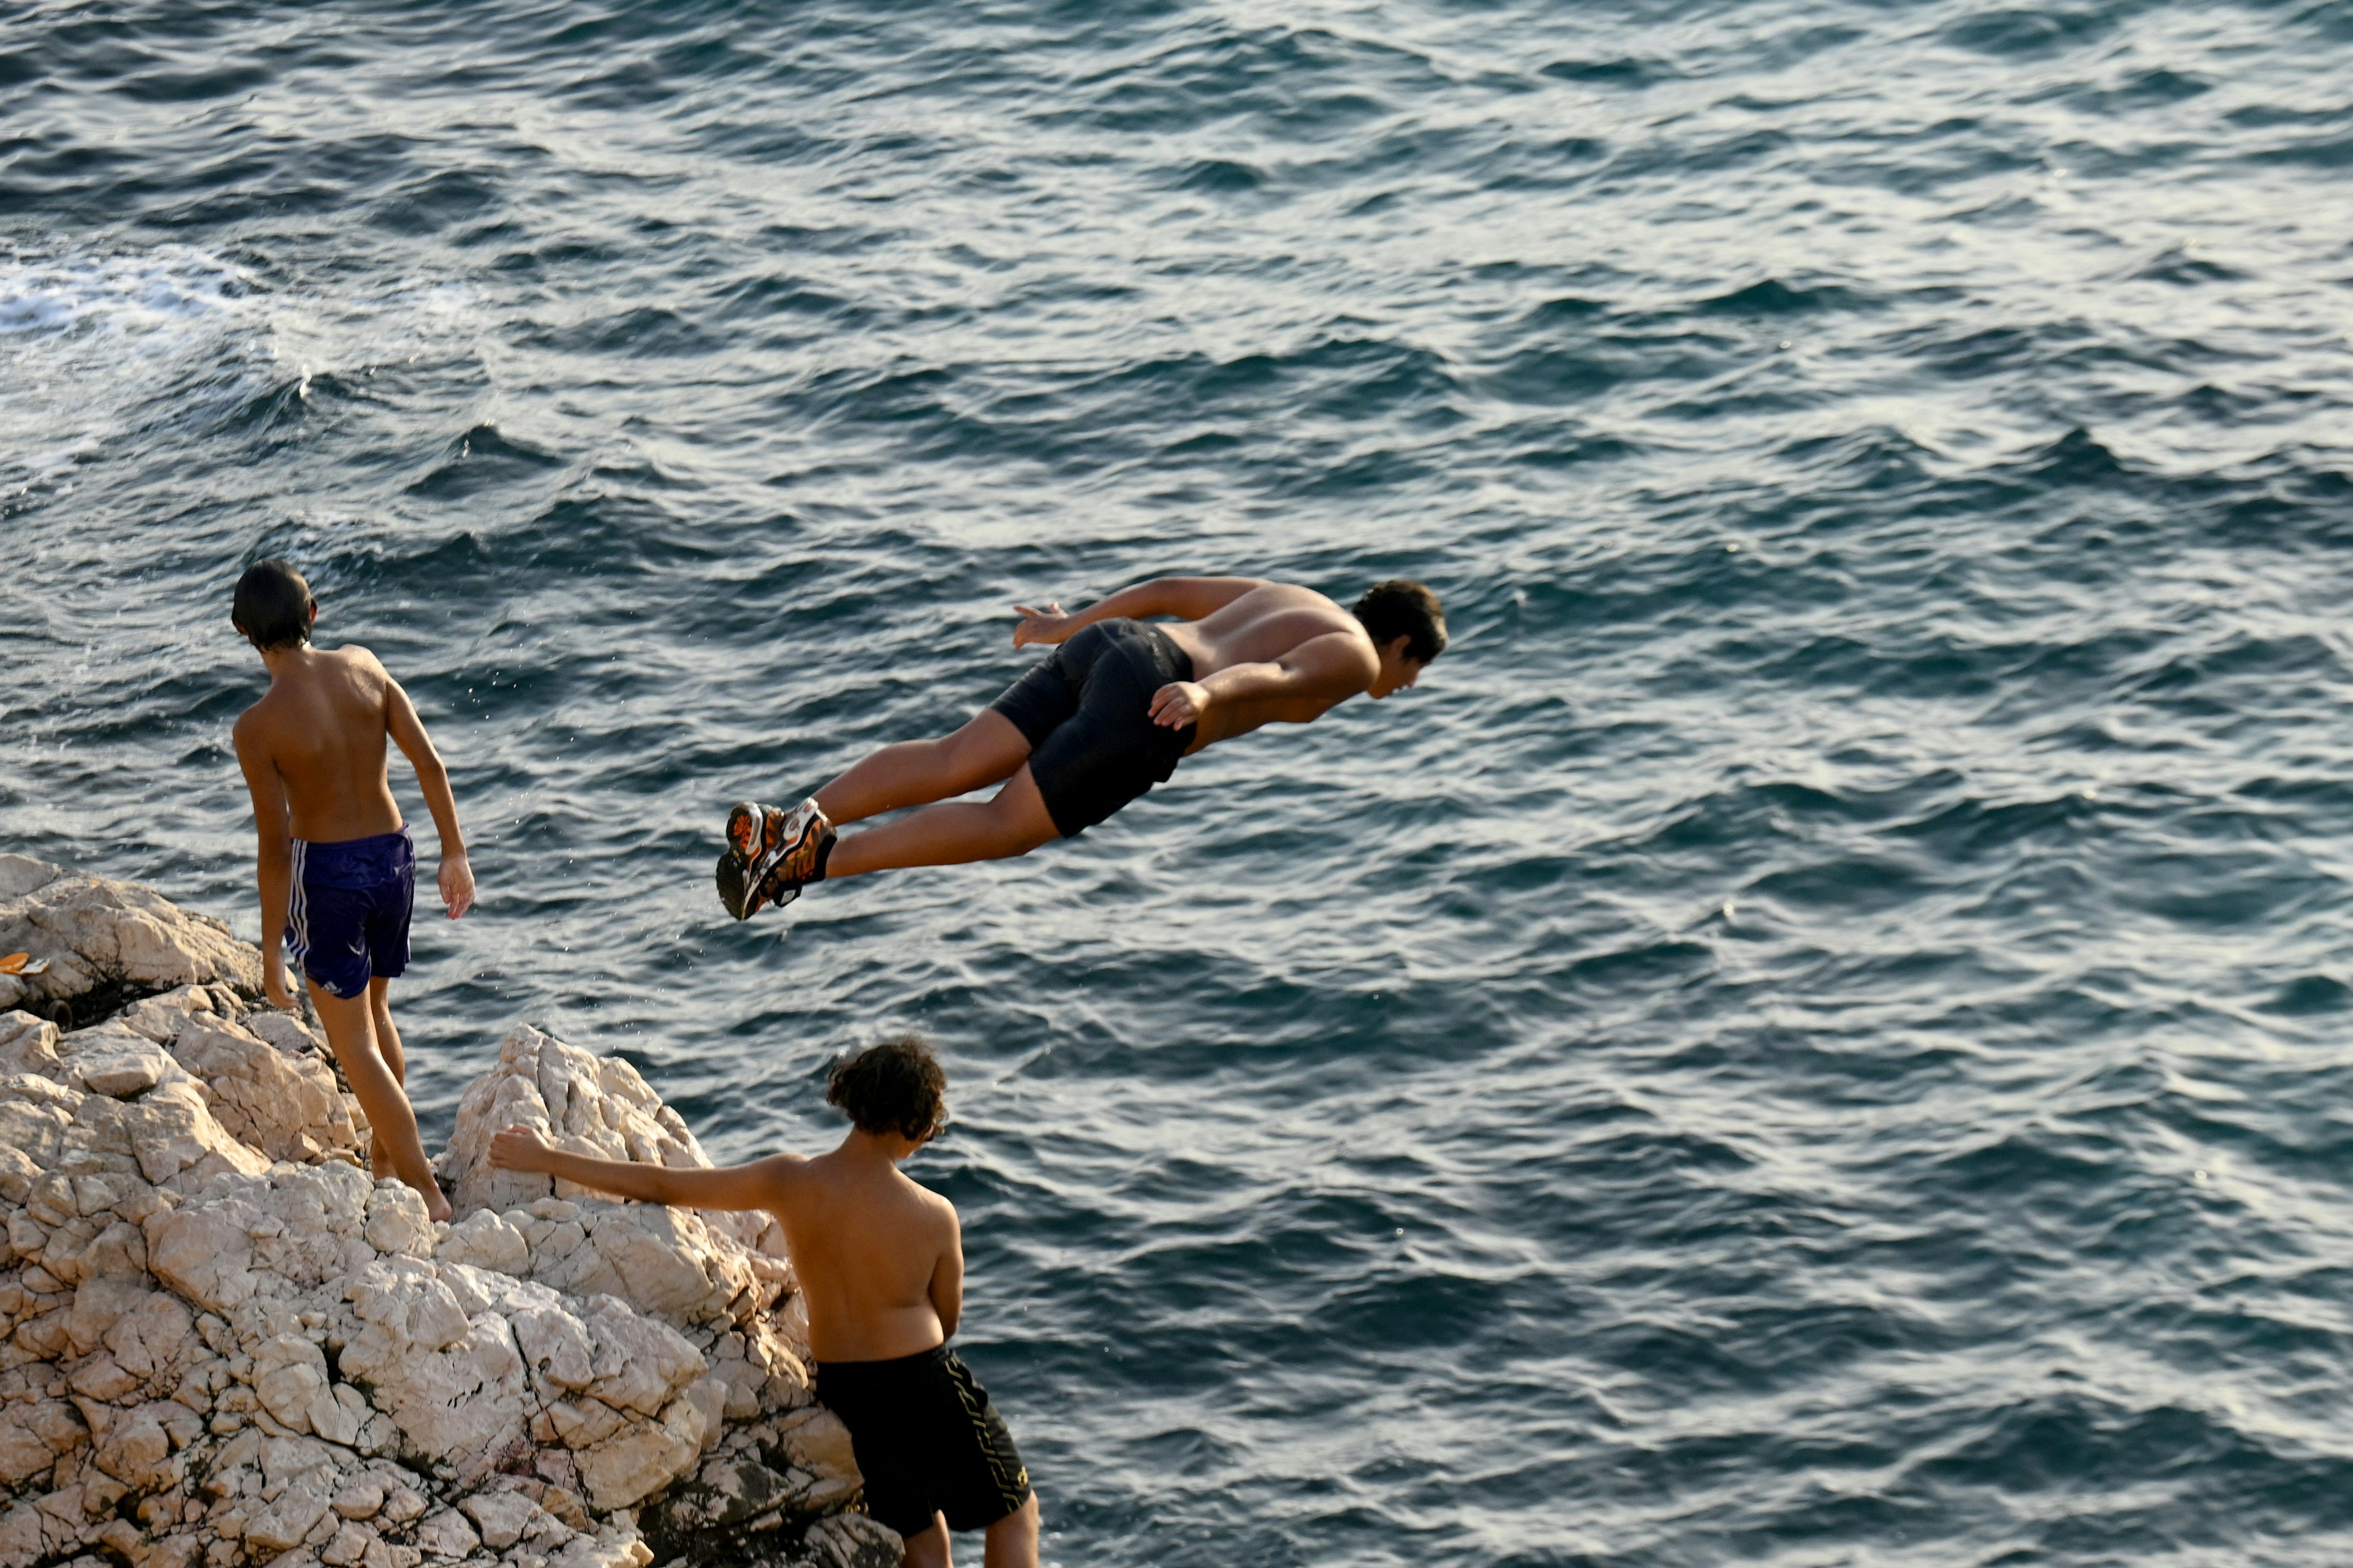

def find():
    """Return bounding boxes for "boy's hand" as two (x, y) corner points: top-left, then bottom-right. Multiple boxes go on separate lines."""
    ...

(1012, 602), (1072, 648)
(488, 1124), (554, 1172)
(263, 953), (297, 1012)
(1149, 680), (1211, 728)
(439, 853), (476, 920)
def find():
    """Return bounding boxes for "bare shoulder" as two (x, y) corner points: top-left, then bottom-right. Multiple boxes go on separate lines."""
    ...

(233, 688), (286, 749)
(900, 1173), (960, 1235)
(1200, 580), (1351, 632)
(230, 703), (263, 752)
(330, 643), (392, 683)
(767, 1149), (824, 1186)
(324, 645), (397, 708)
(1251, 581), (1347, 613)
(741, 1151), (812, 1214)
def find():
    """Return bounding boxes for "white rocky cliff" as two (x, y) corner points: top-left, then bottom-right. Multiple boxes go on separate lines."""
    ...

(0, 855), (902, 1568)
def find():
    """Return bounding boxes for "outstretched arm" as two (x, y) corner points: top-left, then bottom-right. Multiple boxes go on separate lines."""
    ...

(233, 719), (299, 1010)
(1012, 576), (1266, 646)
(489, 1124), (801, 1210)
(382, 663), (475, 918)
(1147, 629), (1379, 729)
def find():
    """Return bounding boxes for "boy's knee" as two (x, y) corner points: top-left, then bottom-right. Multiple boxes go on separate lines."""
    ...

(995, 812), (1056, 857)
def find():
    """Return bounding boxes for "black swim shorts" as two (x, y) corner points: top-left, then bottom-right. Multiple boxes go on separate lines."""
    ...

(988, 618), (1197, 837)
(813, 1345), (1031, 1539)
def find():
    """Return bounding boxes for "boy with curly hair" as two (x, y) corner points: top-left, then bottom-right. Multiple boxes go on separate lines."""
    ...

(488, 1036), (1039, 1567)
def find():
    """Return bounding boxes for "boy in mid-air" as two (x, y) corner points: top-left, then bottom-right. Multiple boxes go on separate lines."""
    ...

(488, 1037), (1039, 1568)
(717, 575), (1446, 917)
(230, 559), (474, 1221)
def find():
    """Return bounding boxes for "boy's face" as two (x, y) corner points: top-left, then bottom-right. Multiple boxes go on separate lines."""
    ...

(1368, 637), (1427, 699)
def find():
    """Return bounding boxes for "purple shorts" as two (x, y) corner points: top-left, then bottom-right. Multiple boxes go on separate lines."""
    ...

(287, 827), (414, 1000)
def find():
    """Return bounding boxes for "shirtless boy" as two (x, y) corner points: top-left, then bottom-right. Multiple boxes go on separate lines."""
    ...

(717, 576), (1446, 915)
(487, 1037), (1039, 1568)
(230, 559), (474, 1221)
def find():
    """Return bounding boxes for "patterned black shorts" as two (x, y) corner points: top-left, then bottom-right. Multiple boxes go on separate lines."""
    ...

(813, 1345), (1032, 1537)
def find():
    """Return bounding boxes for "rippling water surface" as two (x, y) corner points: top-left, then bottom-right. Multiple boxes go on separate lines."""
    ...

(9, 1), (2353, 1562)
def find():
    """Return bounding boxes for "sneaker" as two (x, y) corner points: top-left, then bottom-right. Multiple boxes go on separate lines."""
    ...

(718, 798), (834, 919)
(754, 820), (836, 912)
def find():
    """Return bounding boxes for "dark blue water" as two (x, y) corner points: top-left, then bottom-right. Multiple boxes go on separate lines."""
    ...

(8, 2), (2353, 1562)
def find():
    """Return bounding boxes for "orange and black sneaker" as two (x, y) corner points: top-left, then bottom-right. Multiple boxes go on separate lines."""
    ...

(716, 798), (836, 919)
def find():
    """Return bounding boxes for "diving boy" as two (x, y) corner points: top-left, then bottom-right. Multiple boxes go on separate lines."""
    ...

(487, 1037), (1040, 1568)
(717, 575), (1446, 916)
(230, 558), (474, 1221)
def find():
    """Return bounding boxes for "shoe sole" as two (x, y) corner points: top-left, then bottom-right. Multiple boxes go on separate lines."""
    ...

(716, 847), (762, 920)
(719, 799), (827, 920)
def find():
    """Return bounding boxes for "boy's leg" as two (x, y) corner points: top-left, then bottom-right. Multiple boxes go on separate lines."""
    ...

(824, 765), (1058, 880)
(983, 1494), (1040, 1568)
(813, 711), (1033, 825)
(306, 979), (451, 1221)
(365, 978), (406, 1175)
(898, 1515), (950, 1568)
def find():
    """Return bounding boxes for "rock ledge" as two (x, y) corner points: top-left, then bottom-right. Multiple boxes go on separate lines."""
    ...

(0, 858), (898, 1568)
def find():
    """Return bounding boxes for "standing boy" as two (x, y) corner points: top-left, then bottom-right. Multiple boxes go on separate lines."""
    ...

(230, 558), (474, 1221)
(487, 1036), (1040, 1568)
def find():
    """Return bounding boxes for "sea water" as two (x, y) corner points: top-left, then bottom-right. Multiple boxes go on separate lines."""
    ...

(6, 2), (2353, 1562)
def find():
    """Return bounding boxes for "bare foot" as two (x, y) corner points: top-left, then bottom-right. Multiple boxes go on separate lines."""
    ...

(423, 1186), (453, 1224)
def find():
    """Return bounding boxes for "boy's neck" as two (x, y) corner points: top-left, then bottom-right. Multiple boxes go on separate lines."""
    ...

(258, 642), (315, 681)
(836, 1127), (917, 1167)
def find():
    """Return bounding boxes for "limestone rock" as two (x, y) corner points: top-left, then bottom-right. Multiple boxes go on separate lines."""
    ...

(445, 1026), (714, 1216)
(0, 860), (863, 1568)
(801, 1512), (904, 1568)
(442, 1027), (797, 1338)
(0, 1013), (60, 1081)
(0, 858), (260, 1013)
(457, 1489), (539, 1550)
(52, 1021), (184, 1099)
(116, 986), (365, 1165)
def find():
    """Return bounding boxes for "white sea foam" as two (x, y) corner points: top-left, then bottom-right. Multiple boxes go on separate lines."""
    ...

(0, 246), (254, 339)
(0, 246), (274, 501)
(0, 246), (495, 507)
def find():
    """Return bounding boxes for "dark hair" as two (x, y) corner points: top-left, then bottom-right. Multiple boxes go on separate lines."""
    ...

(1352, 580), (1446, 664)
(232, 559), (314, 651)
(826, 1036), (947, 1142)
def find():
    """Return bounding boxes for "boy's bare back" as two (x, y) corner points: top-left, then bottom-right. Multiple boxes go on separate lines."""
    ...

(764, 1147), (963, 1363)
(233, 645), (409, 843)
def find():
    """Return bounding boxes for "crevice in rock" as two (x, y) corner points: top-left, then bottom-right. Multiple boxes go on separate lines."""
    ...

(25, 975), (244, 1034)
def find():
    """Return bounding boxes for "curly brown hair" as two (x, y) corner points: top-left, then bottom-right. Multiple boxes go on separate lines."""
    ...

(825, 1035), (947, 1142)
(1351, 579), (1447, 664)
